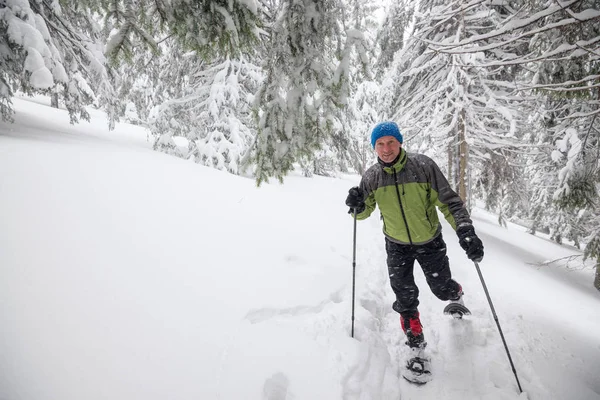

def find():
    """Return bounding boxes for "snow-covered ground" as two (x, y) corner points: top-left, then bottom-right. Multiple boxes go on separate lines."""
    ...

(1, 97), (599, 400)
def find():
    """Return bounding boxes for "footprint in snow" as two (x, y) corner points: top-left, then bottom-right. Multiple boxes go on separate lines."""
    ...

(263, 372), (292, 400)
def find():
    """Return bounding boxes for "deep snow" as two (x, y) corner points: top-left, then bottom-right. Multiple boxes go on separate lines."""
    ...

(1, 96), (599, 400)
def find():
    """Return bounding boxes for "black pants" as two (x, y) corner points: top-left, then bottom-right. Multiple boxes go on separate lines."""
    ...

(386, 233), (461, 318)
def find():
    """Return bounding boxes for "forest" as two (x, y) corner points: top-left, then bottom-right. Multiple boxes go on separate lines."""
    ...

(1, 0), (599, 288)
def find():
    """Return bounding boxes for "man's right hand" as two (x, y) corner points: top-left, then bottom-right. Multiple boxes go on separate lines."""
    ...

(345, 187), (365, 213)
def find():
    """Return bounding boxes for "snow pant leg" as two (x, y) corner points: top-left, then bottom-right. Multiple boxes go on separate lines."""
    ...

(415, 233), (462, 301)
(385, 238), (420, 316)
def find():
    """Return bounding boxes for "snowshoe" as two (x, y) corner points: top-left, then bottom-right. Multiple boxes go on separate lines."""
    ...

(444, 290), (471, 319)
(401, 347), (432, 384)
(443, 302), (471, 319)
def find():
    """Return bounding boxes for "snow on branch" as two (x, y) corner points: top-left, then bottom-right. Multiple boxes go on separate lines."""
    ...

(558, 108), (600, 120)
(517, 75), (600, 92)
(467, 37), (600, 68)
(422, 2), (599, 55)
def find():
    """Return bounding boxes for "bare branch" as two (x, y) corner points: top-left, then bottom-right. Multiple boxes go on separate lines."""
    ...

(528, 254), (585, 270)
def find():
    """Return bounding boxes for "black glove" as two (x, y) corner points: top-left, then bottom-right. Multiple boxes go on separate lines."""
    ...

(345, 187), (365, 213)
(457, 225), (484, 262)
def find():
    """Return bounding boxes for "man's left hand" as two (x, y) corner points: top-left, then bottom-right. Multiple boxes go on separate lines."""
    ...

(457, 225), (484, 262)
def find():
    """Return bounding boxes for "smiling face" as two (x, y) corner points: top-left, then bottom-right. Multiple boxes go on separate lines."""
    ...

(375, 135), (402, 163)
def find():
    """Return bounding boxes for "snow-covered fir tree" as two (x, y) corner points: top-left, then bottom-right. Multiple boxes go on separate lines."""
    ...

(110, 32), (200, 130)
(100, 0), (261, 62)
(374, 0), (414, 78)
(379, 0), (523, 204)
(249, 0), (370, 184)
(338, 0), (380, 173)
(151, 54), (262, 174)
(0, 0), (118, 125)
(477, 149), (529, 228)
(345, 79), (379, 174)
(504, 0), (600, 286)
(404, 0), (600, 287)
(302, 0), (379, 178)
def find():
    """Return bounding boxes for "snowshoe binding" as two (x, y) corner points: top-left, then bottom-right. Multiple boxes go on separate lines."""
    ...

(401, 347), (432, 385)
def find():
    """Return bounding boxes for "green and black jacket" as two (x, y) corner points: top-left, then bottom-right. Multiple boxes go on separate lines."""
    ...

(357, 149), (472, 245)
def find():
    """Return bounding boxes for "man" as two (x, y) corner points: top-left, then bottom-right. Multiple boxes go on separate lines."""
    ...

(345, 121), (484, 350)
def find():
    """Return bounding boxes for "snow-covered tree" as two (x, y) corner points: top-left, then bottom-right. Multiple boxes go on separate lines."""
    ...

(586, 228), (600, 291)
(0, 1), (118, 125)
(1, 0), (263, 127)
(345, 80), (379, 174)
(520, 102), (557, 236)
(550, 122), (600, 286)
(100, 0), (262, 63)
(379, 0), (523, 204)
(477, 149), (529, 227)
(112, 37), (192, 128)
(375, 0), (414, 78)
(151, 56), (262, 174)
(494, 0), (600, 286)
(300, 0), (379, 178)
(333, 0), (379, 175)
(249, 0), (370, 184)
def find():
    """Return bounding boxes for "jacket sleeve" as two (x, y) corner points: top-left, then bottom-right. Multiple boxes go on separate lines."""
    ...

(355, 178), (376, 220)
(424, 156), (472, 230)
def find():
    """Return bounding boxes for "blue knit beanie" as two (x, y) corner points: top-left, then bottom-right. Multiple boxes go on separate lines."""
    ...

(371, 121), (403, 148)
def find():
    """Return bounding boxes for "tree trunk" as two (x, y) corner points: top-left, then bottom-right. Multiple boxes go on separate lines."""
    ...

(456, 8), (468, 203)
(458, 108), (468, 202)
(51, 92), (59, 108)
(447, 143), (454, 184)
(447, 139), (454, 188)
(595, 260), (600, 291)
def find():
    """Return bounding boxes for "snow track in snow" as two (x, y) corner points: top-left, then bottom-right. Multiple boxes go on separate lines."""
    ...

(349, 214), (534, 400)
(2, 97), (599, 400)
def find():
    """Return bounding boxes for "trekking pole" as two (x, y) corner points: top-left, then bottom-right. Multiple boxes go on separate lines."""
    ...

(474, 261), (523, 393)
(351, 208), (358, 338)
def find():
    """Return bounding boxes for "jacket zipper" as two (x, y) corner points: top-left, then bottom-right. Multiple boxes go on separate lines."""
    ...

(393, 169), (413, 245)
(425, 186), (433, 229)
(425, 210), (433, 229)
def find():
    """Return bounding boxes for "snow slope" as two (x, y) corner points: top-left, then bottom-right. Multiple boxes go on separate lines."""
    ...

(1, 97), (599, 400)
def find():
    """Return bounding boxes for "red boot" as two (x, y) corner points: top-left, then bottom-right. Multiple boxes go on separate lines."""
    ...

(400, 312), (426, 348)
